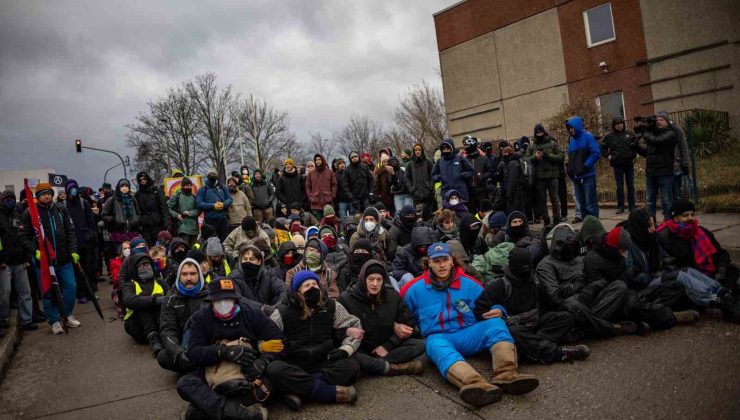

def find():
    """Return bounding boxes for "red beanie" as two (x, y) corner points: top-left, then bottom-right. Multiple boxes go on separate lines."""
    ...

(605, 226), (631, 251)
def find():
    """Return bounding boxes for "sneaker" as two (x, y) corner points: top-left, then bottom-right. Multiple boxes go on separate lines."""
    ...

(66, 315), (82, 328)
(51, 321), (64, 335)
(571, 217), (583, 224)
(77, 297), (87, 304)
(21, 323), (39, 331)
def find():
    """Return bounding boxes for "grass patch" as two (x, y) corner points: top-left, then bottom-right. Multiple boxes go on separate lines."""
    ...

(698, 194), (740, 213)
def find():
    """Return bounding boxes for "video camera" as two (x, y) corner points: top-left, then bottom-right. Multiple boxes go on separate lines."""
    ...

(634, 115), (657, 135)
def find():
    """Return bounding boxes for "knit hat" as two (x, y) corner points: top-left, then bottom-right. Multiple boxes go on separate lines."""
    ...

(157, 231), (172, 243)
(479, 199), (493, 213)
(291, 234), (306, 250)
(205, 237), (224, 257)
(349, 151), (360, 160)
(289, 202), (303, 212)
(241, 216), (257, 232)
(672, 198), (695, 217)
(656, 110), (671, 124)
(291, 270), (320, 293)
(323, 205), (335, 217)
(399, 205), (416, 218)
(186, 249), (206, 264)
(363, 261), (386, 279)
(284, 158), (295, 166)
(35, 183), (54, 197)
(130, 237), (148, 251)
(488, 211), (507, 228)
(605, 226), (631, 251)
(373, 202), (387, 212)
(508, 247), (532, 270)
(351, 238), (373, 254)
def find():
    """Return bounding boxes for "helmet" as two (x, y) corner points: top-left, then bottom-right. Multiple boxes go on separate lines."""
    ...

(463, 135), (478, 150)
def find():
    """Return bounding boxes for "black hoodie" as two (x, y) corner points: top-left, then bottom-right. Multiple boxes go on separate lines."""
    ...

(342, 151), (374, 203)
(120, 254), (169, 314)
(600, 116), (636, 167)
(135, 172), (169, 228)
(391, 226), (436, 280)
(404, 143), (434, 201)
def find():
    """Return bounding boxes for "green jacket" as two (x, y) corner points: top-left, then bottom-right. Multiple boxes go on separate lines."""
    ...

(526, 135), (564, 180)
(167, 191), (200, 236)
(471, 242), (515, 284)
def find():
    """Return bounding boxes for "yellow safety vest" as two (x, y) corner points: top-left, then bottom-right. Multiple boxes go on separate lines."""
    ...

(205, 260), (231, 284)
(124, 280), (165, 320)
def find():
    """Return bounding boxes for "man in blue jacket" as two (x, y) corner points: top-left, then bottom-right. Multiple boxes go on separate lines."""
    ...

(196, 170), (233, 242)
(432, 139), (474, 201)
(565, 116), (601, 218)
(400, 243), (538, 407)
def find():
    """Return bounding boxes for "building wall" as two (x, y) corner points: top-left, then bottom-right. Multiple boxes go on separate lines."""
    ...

(0, 169), (57, 196)
(439, 32), (501, 113)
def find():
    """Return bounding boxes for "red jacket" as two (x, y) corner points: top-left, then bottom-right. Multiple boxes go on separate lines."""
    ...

(109, 257), (123, 289)
(305, 155), (337, 210)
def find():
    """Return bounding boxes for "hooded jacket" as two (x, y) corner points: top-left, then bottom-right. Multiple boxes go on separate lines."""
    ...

(0, 192), (32, 265)
(195, 178), (233, 220)
(404, 144), (434, 201)
(319, 225), (348, 272)
(526, 125), (564, 179)
(600, 116), (636, 167)
(471, 242), (515, 283)
(20, 196), (78, 266)
(135, 172), (169, 228)
(474, 263), (538, 320)
(536, 224), (585, 310)
(338, 260), (417, 354)
(226, 179), (253, 225)
(275, 166), (304, 206)
(490, 211), (542, 263)
(391, 226), (436, 280)
(121, 254), (169, 314)
(102, 179), (141, 233)
(373, 163), (395, 209)
(167, 184), (200, 236)
(305, 154), (337, 210)
(432, 139), (474, 200)
(342, 153), (373, 203)
(273, 241), (299, 281)
(565, 116), (601, 180)
(619, 209), (661, 290)
(465, 148), (493, 194)
(160, 258), (208, 361)
(250, 171), (274, 209)
(64, 179), (96, 245)
(349, 206), (388, 259)
(229, 254), (287, 307)
(458, 213), (483, 257)
(442, 189), (470, 217)
(285, 238), (340, 298)
(387, 213), (416, 260)
(223, 222), (270, 260)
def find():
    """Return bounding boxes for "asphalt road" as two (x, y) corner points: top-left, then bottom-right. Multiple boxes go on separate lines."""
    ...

(1, 280), (739, 420)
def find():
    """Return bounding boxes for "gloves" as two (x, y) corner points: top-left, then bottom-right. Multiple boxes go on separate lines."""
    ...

(35, 250), (41, 261)
(681, 166), (690, 176)
(71, 252), (80, 264)
(217, 345), (257, 366)
(175, 352), (194, 370)
(258, 339), (284, 353)
(327, 349), (349, 361)
(213, 202), (224, 211)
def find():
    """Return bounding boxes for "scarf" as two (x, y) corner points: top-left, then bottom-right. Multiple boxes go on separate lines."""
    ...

(120, 194), (134, 219)
(657, 219), (716, 274)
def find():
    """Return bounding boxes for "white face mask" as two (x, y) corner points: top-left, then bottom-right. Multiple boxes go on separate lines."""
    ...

(449, 199), (460, 206)
(122, 248), (131, 258)
(364, 221), (376, 232)
(213, 299), (235, 316)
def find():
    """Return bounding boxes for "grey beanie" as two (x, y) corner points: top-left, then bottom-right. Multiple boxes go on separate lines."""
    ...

(205, 237), (224, 257)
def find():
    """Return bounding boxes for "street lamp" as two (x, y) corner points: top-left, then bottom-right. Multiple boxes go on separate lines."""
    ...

(74, 139), (128, 180)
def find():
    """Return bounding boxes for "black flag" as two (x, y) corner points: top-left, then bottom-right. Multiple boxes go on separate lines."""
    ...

(48, 173), (69, 187)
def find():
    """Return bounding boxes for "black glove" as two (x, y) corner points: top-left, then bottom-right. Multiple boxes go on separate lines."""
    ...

(681, 166), (690, 176)
(327, 349), (349, 361)
(217, 345), (257, 366)
(241, 357), (269, 381)
(175, 352), (194, 370)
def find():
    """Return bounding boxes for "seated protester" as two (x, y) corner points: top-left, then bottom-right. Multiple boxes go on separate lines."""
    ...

(401, 243), (538, 407)
(349, 206), (389, 260)
(178, 277), (285, 420)
(286, 238), (340, 299)
(392, 226), (436, 287)
(471, 242), (515, 285)
(319, 204), (341, 233)
(490, 211), (544, 265)
(259, 223), (277, 254)
(289, 202), (318, 227)
(266, 270), (362, 405)
(475, 199), (495, 225)
(442, 189), (470, 218)
(319, 225), (348, 272)
(434, 209), (460, 242)
(193, 223), (217, 251)
(476, 209), (506, 252)
(305, 226), (320, 242)
(387, 205), (418, 262)
(446, 240), (482, 280)
(288, 215), (306, 237)
(204, 237), (233, 279)
(149, 245), (175, 287)
(186, 249), (210, 280)
(121, 253), (169, 354)
(474, 248), (589, 364)
(373, 202), (393, 232)
(109, 241), (131, 318)
(578, 215), (605, 253)
(274, 241), (300, 282)
(223, 216), (270, 261)
(273, 217), (293, 248)
(250, 237), (276, 269)
(157, 230), (173, 252)
(168, 237), (191, 271)
(459, 214), (484, 257)
(276, 202), (290, 220)
(339, 260), (425, 376)
(230, 244), (287, 309)
(115, 236), (149, 293)
(338, 239), (373, 292)
(537, 223), (638, 338)
(158, 258), (207, 373)
(291, 233), (306, 255)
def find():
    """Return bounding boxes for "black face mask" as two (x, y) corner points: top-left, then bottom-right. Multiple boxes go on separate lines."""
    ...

(511, 265), (532, 281)
(509, 224), (526, 239)
(401, 216), (416, 228)
(303, 287), (321, 308)
(351, 253), (371, 269)
(173, 250), (186, 261)
(559, 240), (580, 261)
(241, 262), (261, 278)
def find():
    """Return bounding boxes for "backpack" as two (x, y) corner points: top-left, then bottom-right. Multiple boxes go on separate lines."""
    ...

(519, 157), (534, 187)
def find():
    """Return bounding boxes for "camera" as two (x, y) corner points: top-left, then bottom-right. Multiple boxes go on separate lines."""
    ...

(634, 115), (657, 135)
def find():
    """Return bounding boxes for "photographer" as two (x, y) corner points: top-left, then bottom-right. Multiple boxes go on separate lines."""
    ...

(635, 111), (676, 221)
(600, 116), (637, 214)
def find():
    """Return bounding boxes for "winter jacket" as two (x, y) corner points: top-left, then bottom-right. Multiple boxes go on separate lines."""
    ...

(535, 224), (585, 310)
(20, 202), (78, 266)
(102, 180), (142, 234)
(226, 188), (252, 225)
(273, 241), (299, 282)
(338, 260), (417, 353)
(223, 226), (271, 260)
(391, 226), (436, 280)
(135, 172), (169, 229)
(401, 266), (488, 337)
(387, 216), (415, 261)
(342, 160), (373, 203)
(466, 151), (492, 194)
(334, 169), (351, 203)
(121, 254), (169, 313)
(167, 190), (200, 236)
(160, 259), (208, 361)
(195, 180), (233, 220)
(498, 154), (524, 213)
(600, 116), (636, 167)
(230, 263), (287, 307)
(251, 178), (274, 210)
(432, 139), (474, 200)
(566, 116), (601, 180)
(470, 242), (515, 284)
(637, 124), (677, 177)
(373, 165), (395, 209)
(657, 224), (732, 275)
(526, 132), (564, 179)
(65, 180), (96, 246)
(404, 147), (434, 201)
(305, 155), (337, 210)
(582, 240), (630, 306)
(348, 207), (389, 260)
(285, 256), (340, 300)
(390, 164), (409, 196)
(473, 266), (537, 321)
(275, 168), (304, 206)
(0, 203), (33, 265)
(673, 125), (689, 174)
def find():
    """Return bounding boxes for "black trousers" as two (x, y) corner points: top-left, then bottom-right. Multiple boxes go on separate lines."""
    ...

(205, 218), (230, 242)
(557, 175), (568, 218)
(467, 189), (489, 215)
(140, 224), (164, 247)
(534, 178), (560, 225)
(75, 243), (97, 297)
(123, 309), (160, 344)
(177, 370), (228, 419)
(264, 358), (360, 399)
(353, 338), (426, 375)
(562, 280), (628, 338)
(508, 311), (573, 364)
(624, 280), (685, 330)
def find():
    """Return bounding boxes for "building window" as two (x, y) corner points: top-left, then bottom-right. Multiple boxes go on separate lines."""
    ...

(597, 91), (625, 119)
(583, 3), (616, 47)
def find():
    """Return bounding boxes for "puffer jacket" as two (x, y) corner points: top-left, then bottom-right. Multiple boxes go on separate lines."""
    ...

(600, 116), (636, 167)
(275, 168), (304, 206)
(535, 224), (585, 310)
(638, 123), (677, 177)
(305, 154), (337, 210)
(404, 145), (434, 201)
(135, 172), (169, 228)
(160, 258), (208, 361)
(432, 139), (474, 201)
(391, 226), (436, 280)
(471, 242), (515, 284)
(230, 261), (287, 307)
(566, 116), (601, 180)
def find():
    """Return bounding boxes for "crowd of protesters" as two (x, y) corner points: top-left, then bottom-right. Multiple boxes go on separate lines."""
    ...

(1, 112), (738, 420)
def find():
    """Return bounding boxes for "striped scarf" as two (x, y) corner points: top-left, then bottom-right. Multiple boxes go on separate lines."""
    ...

(658, 219), (716, 275)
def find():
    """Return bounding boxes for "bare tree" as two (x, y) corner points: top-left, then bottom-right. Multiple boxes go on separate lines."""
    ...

(307, 131), (336, 162)
(235, 94), (299, 172)
(130, 142), (168, 182)
(381, 127), (407, 157)
(334, 115), (383, 158)
(393, 80), (448, 155)
(185, 72), (240, 182)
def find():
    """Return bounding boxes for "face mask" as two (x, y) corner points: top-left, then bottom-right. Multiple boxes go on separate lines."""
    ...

(207, 175), (218, 183)
(402, 217), (416, 227)
(210, 258), (223, 267)
(559, 240), (580, 261)
(181, 187), (192, 195)
(122, 248), (131, 258)
(290, 224), (303, 233)
(364, 221), (376, 232)
(132, 246), (148, 255)
(303, 287), (321, 308)
(212, 299), (237, 317)
(449, 199), (460, 206)
(69, 188), (78, 198)
(509, 224), (526, 237)
(442, 149), (452, 157)
(321, 236), (337, 249)
(306, 252), (322, 270)
(416, 246), (428, 256)
(282, 253), (295, 266)
(241, 262), (261, 277)
(173, 250), (186, 261)
(511, 265), (532, 281)
(137, 265), (154, 280)
(153, 258), (167, 272)
(351, 253), (371, 268)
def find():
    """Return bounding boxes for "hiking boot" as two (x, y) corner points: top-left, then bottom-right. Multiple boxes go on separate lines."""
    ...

(180, 404), (209, 420)
(388, 359), (425, 376)
(21, 323), (39, 331)
(615, 208), (625, 214)
(65, 315), (81, 328)
(446, 361), (502, 406)
(221, 400), (267, 420)
(560, 345), (590, 362)
(282, 393), (302, 411)
(335, 385), (358, 404)
(613, 321), (638, 336)
(490, 342), (539, 395)
(51, 321), (64, 335)
(636, 321), (651, 336)
(571, 217), (583, 224)
(147, 331), (164, 355)
(674, 310), (700, 324)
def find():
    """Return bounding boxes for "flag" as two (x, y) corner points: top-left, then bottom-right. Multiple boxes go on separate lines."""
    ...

(24, 179), (55, 294)
(48, 173), (69, 187)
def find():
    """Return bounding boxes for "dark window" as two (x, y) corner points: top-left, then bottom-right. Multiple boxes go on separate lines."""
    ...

(584, 3), (616, 47)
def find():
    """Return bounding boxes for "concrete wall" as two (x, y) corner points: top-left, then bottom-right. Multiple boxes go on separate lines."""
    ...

(503, 85), (570, 139)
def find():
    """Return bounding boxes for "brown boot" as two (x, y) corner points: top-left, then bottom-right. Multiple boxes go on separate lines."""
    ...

(674, 310), (700, 324)
(490, 342), (539, 395)
(335, 385), (357, 404)
(388, 359), (425, 376)
(446, 361), (502, 406)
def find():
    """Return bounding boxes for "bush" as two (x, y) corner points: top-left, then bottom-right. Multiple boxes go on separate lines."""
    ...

(681, 110), (735, 158)
(544, 95), (609, 146)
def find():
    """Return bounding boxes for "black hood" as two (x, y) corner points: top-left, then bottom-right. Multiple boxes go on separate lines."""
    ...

(410, 226), (436, 249)
(505, 211), (528, 240)
(136, 172), (154, 189)
(611, 116), (626, 132)
(459, 213), (482, 252)
(546, 223), (577, 259)
(169, 237), (190, 259)
(277, 241), (298, 259)
(131, 254), (154, 280)
(115, 178), (131, 195)
(624, 208), (652, 245)
(349, 259), (388, 301)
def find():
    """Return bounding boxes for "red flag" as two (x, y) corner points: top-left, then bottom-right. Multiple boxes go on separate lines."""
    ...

(24, 179), (55, 294)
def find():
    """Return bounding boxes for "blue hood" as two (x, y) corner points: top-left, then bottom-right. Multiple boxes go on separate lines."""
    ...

(565, 116), (585, 138)
(443, 189), (465, 202)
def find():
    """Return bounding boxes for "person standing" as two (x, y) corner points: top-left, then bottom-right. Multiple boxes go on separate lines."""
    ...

(405, 143), (435, 219)
(102, 179), (142, 248)
(135, 172), (169, 246)
(167, 177), (201, 247)
(305, 154), (336, 220)
(250, 170), (274, 224)
(463, 136), (493, 214)
(343, 151), (373, 216)
(225, 176), (252, 231)
(334, 158), (351, 218)
(636, 111), (677, 221)
(526, 124), (564, 226)
(65, 179), (98, 300)
(601, 116), (637, 214)
(566, 116), (601, 218)
(196, 170), (233, 242)
(432, 139), (474, 201)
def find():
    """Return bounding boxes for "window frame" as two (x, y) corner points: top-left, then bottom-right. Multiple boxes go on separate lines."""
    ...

(583, 3), (616, 48)
(596, 90), (626, 120)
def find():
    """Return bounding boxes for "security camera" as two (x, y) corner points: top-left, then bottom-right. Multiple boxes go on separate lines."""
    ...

(599, 61), (608, 73)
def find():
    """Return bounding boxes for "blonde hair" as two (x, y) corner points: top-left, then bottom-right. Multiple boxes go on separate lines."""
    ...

(149, 245), (167, 259)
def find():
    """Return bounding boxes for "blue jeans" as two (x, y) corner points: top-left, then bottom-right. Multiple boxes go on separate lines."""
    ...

(393, 194), (413, 213)
(646, 175), (673, 221)
(38, 262), (77, 324)
(613, 165), (636, 210)
(425, 317), (513, 378)
(572, 176), (599, 218)
(337, 201), (350, 218)
(676, 268), (722, 307)
(571, 182), (582, 219)
(0, 264), (33, 325)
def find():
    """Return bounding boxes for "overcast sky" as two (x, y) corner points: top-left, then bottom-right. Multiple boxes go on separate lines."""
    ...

(0, 0), (451, 188)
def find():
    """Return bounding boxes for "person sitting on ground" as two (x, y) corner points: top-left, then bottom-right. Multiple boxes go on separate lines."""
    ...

(304, 226), (320, 242)
(434, 209), (460, 243)
(391, 225), (436, 288)
(149, 245), (174, 287)
(491, 211), (544, 264)
(338, 239), (373, 292)
(471, 242), (515, 284)
(442, 189), (470, 218)
(339, 260), (425, 376)
(289, 202), (318, 227)
(204, 237), (233, 280)
(156, 230), (173, 252)
(158, 258), (207, 373)
(349, 206), (389, 260)
(319, 205), (341, 233)
(479, 211), (507, 251)
(223, 216), (270, 261)
(109, 241), (130, 291)
(458, 213), (484, 257)
(285, 238), (340, 299)
(115, 236), (149, 294)
(401, 243), (539, 407)
(168, 238), (190, 273)
(475, 248), (589, 364)
(319, 225), (348, 272)
(229, 244), (287, 309)
(373, 201), (394, 231)
(387, 205), (418, 262)
(274, 241), (300, 283)
(121, 253), (169, 355)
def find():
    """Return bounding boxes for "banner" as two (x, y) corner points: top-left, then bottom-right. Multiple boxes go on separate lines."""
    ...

(163, 175), (202, 197)
(48, 173), (69, 187)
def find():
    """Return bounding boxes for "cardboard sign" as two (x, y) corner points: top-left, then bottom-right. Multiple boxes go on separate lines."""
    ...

(163, 175), (202, 197)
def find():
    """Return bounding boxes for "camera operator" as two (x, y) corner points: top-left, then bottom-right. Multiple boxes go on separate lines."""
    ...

(600, 116), (637, 214)
(634, 111), (677, 221)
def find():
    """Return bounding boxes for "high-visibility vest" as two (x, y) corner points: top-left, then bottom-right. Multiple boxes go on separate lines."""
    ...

(205, 260), (231, 283)
(124, 280), (165, 320)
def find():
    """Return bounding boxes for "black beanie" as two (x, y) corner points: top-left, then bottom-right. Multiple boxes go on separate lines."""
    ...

(352, 238), (373, 254)
(181, 177), (193, 187)
(672, 199), (695, 217)
(364, 262), (386, 279)
(373, 202), (387, 212)
(242, 216), (257, 232)
(479, 199), (493, 213)
(508, 247), (532, 271)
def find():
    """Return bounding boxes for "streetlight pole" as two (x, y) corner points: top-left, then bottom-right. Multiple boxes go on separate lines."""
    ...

(103, 162), (123, 186)
(75, 139), (128, 180)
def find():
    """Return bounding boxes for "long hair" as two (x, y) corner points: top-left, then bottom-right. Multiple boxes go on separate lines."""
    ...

(294, 289), (327, 321)
(421, 254), (467, 276)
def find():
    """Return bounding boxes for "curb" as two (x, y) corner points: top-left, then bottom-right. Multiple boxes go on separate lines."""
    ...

(0, 308), (21, 383)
